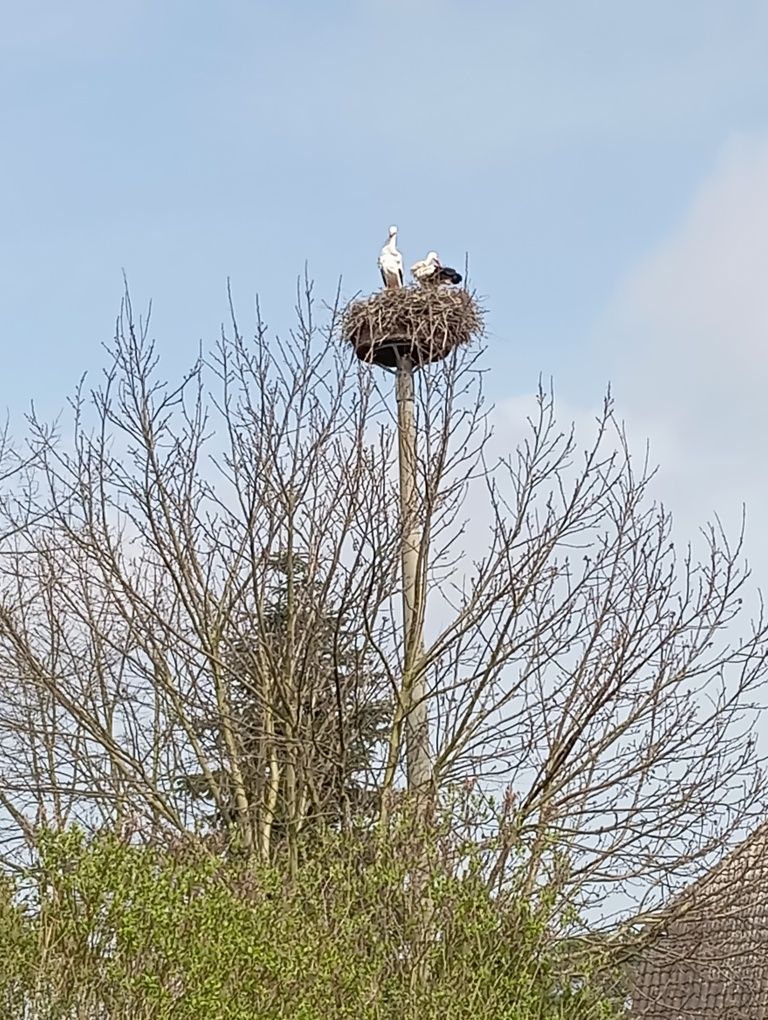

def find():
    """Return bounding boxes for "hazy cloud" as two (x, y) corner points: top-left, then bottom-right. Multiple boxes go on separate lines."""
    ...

(597, 134), (768, 576)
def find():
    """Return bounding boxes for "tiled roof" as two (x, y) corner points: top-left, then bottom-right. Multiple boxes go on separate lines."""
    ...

(631, 823), (768, 1019)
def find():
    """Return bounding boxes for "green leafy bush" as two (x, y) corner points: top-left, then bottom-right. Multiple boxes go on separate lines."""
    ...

(0, 825), (624, 1020)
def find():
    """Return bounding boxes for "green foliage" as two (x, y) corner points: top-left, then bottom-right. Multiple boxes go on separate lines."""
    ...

(0, 871), (35, 1016)
(0, 824), (625, 1020)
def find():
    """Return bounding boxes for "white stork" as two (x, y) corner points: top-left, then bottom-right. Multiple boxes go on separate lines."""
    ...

(378, 225), (403, 289)
(410, 251), (462, 286)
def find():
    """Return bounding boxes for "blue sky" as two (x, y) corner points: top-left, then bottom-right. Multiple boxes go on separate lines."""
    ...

(3, 1), (768, 564)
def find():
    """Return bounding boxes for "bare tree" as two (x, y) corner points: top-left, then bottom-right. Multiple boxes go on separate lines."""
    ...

(0, 284), (400, 870)
(417, 380), (768, 925)
(0, 280), (765, 937)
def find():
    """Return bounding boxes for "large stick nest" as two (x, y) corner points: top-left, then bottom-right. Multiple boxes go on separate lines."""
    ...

(341, 286), (484, 369)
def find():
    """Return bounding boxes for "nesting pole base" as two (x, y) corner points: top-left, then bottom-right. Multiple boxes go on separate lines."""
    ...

(394, 351), (432, 795)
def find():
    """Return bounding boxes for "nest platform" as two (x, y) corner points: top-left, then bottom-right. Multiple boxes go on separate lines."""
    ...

(342, 286), (483, 369)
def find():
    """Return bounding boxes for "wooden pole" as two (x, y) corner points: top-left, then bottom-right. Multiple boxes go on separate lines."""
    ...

(394, 351), (432, 795)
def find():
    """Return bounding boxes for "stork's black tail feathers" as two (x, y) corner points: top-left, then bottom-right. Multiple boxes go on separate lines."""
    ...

(436, 266), (462, 285)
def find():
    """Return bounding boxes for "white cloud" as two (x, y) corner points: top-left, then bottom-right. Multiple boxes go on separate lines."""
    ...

(596, 134), (768, 580)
